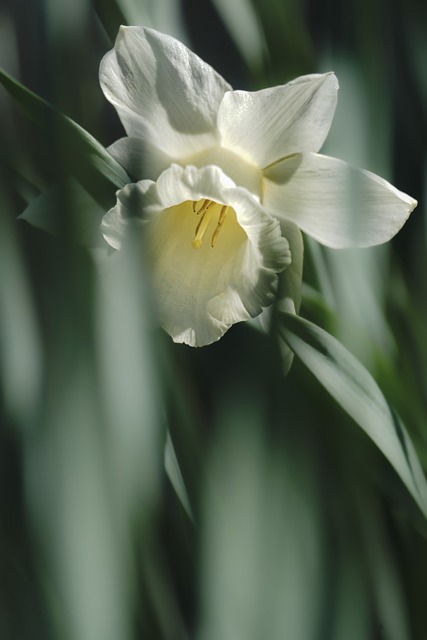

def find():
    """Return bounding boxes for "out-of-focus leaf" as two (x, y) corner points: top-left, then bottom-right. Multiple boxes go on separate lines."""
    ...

(211, 0), (265, 69)
(25, 365), (135, 640)
(279, 312), (427, 520)
(198, 401), (325, 640)
(0, 67), (129, 208)
(164, 432), (193, 522)
(113, 0), (188, 42)
(0, 177), (42, 426)
(92, 0), (127, 42)
(19, 179), (106, 246)
(94, 233), (162, 523)
(356, 493), (410, 640)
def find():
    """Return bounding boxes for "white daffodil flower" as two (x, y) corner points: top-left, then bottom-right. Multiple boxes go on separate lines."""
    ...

(99, 26), (416, 347)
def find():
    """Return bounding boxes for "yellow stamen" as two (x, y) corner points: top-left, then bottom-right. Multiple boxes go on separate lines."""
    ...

(192, 207), (213, 249)
(191, 199), (230, 249)
(196, 199), (213, 215)
(211, 206), (229, 247)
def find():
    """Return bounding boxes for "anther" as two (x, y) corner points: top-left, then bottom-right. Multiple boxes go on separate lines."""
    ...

(211, 206), (229, 247)
(196, 199), (214, 216)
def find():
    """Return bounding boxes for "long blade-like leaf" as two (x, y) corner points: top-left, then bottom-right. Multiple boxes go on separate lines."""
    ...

(0, 67), (129, 208)
(279, 312), (427, 519)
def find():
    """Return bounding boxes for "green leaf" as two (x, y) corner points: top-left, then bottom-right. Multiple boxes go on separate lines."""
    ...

(279, 312), (427, 519)
(164, 433), (194, 522)
(92, 0), (127, 42)
(0, 67), (129, 208)
(19, 179), (106, 246)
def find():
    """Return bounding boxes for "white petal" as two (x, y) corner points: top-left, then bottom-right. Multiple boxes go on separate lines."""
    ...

(108, 137), (173, 181)
(263, 153), (417, 248)
(155, 163), (236, 208)
(103, 165), (291, 347)
(101, 179), (158, 250)
(183, 145), (263, 199)
(99, 26), (231, 159)
(217, 73), (338, 168)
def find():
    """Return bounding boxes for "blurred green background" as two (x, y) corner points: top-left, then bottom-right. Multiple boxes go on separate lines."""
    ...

(1, 0), (426, 638)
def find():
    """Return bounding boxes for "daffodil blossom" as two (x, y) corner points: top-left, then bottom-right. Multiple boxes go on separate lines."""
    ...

(100, 26), (417, 347)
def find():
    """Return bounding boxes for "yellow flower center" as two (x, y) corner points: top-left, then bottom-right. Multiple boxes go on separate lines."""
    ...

(191, 199), (230, 249)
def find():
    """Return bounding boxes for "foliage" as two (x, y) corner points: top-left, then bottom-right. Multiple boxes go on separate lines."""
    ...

(0, 1), (426, 639)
